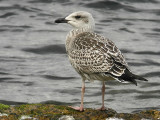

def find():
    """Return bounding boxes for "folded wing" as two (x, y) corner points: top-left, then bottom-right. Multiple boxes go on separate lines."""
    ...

(68, 32), (128, 78)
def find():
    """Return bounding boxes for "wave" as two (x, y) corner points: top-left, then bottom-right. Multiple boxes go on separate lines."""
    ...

(42, 75), (76, 80)
(22, 44), (66, 54)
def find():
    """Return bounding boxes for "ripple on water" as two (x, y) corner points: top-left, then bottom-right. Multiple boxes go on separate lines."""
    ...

(0, 77), (14, 82)
(0, 4), (42, 12)
(22, 44), (66, 54)
(84, 1), (141, 12)
(0, 100), (26, 105)
(4, 80), (34, 85)
(111, 18), (160, 23)
(135, 94), (160, 99)
(119, 0), (158, 3)
(128, 59), (160, 67)
(57, 89), (80, 95)
(0, 25), (32, 32)
(152, 28), (160, 32)
(119, 28), (135, 33)
(0, 12), (17, 18)
(128, 62), (148, 67)
(42, 75), (76, 80)
(40, 100), (76, 106)
(85, 1), (124, 9)
(140, 82), (160, 88)
(28, 0), (70, 3)
(0, 72), (10, 75)
(144, 59), (160, 66)
(134, 51), (160, 55)
(142, 71), (160, 77)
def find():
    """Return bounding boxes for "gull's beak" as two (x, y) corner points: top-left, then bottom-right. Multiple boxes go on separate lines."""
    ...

(55, 17), (68, 23)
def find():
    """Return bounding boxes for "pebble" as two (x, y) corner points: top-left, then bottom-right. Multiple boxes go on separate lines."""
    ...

(59, 115), (75, 120)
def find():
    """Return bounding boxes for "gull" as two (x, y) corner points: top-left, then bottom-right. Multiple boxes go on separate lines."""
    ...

(55, 11), (148, 111)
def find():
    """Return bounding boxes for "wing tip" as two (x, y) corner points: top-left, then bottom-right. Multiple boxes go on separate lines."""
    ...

(113, 69), (147, 86)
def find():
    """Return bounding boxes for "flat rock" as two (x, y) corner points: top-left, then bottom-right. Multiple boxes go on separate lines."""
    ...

(0, 104), (159, 120)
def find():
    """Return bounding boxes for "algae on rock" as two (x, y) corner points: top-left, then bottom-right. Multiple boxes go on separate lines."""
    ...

(0, 104), (159, 120)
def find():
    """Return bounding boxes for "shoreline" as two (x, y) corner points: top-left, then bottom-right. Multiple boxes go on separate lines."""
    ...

(0, 103), (159, 120)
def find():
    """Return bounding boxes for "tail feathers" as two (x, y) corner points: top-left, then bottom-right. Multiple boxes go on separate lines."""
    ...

(132, 73), (148, 81)
(118, 69), (148, 86)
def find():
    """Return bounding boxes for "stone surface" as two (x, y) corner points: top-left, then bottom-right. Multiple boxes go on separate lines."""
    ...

(0, 104), (159, 120)
(59, 115), (75, 120)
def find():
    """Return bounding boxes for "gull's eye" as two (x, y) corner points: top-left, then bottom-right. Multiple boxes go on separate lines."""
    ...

(75, 15), (81, 19)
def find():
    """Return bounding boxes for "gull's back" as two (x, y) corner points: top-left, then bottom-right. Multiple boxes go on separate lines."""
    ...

(66, 31), (128, 82)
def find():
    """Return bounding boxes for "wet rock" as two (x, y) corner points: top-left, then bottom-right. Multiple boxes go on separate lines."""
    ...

(0, 104), (159, 120)
(19, 115), (36, 120)
(106, 118), (124, 120)
(59, 115), (75, 120)
(0, 113), (8, 117)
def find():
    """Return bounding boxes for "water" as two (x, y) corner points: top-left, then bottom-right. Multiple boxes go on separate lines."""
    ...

(0, 0), (160, 113)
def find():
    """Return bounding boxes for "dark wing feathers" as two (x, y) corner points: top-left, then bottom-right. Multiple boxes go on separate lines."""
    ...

(69, 32), (148, 85)
(117, 68), (148, 86)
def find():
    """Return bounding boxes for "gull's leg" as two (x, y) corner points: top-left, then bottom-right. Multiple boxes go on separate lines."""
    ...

(69, 79), (85, 111)
(97, 81), (106, 110)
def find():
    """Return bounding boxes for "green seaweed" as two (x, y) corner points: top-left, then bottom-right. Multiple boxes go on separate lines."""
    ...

(0, 104), (10, 110)
(0, 103), (159, 120)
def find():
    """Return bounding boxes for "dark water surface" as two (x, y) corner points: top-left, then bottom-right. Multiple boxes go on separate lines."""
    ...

(0, 0), (160, 113)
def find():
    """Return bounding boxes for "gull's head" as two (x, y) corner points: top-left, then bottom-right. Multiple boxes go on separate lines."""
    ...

(55, 11), (95, 31)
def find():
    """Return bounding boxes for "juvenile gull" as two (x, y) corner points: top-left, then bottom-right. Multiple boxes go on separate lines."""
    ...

(55, 11), (148, 111)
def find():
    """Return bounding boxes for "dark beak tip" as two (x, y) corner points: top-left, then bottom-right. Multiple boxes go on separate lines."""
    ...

(55, 18), (67, 23)
(55, 19), (61, 23)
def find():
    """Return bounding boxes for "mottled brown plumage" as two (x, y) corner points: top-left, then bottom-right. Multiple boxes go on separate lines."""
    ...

(67, 31), (127, 82)
(55, 11), (148, 111)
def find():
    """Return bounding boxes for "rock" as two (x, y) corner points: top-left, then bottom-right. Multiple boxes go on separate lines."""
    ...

(106, 118), (124, 120)
(19, 115), (36, 120)
(0, 113), (8, 117)
(59, 115), (75, 120)
(0, 103), (159, 120)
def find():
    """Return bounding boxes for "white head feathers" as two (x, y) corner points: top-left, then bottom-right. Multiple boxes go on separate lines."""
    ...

(55, 11), (95, 31)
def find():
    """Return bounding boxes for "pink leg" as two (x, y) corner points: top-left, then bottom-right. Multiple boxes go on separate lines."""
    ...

(69, 79), (85, 111)
(98, 81), (107, 111)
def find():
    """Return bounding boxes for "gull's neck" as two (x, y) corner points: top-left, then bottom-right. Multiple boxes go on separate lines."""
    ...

(68, 26), (94, 37)
(66, 26), (94, 52)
